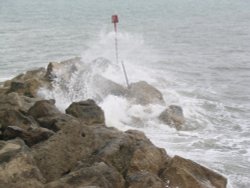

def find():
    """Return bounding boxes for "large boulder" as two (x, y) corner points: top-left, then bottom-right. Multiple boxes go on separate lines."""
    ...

(46, 162), (125, 188)
(160, 155), (227, 188)
(28, 99), (61, 119)
(66, 99), (105, 125)
(45, 57), (81, 81)
(94, 129), (169, 179)
(0, 92), (40, 136)
(0, 139), (45, 188)
(159, 105), (185, 130)
(31, 121), (94, 182)
(127, 81), (165, 105)
(0, 109), (38, 131)
(27, 99), (77, 132)
(5, 68), (50, 98)
(0, 92), (40, 113)
(92, 75), (127, 99)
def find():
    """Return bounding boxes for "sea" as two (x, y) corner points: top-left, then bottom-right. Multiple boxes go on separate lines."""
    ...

(0, 0), (250, 187)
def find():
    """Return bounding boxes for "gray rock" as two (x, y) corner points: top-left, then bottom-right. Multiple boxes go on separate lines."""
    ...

(66, 99), (105, 125)
(127, 81), (165, 105)
(0, 139), (45, 187)
(28, 99), (61, 119)
(92, 75), (127, 98)
(159, 105), (185, 130)
(160, 155), (227, 188)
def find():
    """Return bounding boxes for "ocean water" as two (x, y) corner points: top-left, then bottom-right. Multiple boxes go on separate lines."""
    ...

(1, 0), (250, 187)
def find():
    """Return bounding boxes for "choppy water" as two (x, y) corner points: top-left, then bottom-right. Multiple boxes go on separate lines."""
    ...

(1, 0), (250, 187)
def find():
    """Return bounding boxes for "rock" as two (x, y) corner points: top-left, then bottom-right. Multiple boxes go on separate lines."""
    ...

(92, 75), (127, 98)
(45, 57), (81, 81)
(95, 129), (169, 177)
(127, 172), (165, 188)
(127, 81), (165, 105)
(0, 92), (39, 131)
(7, 79), (41, 97)
(66, 99), (105, 125)
(36, 114), (78, 132)
(159, 105), (185, 130)
(46, 162), (125, 188)
(0, 139), (45, 187)
(31, 122), (93, 182)
(5, 67), (49, 98)
(0, 109), (38, 131)
(28, 99), (61, 119)
(3, 126), (54, 147)
(0, 92), (39, 112)
(160, 155), (227, 188)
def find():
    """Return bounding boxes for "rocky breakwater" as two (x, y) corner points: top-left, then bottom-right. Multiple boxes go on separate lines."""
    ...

(0, 58), (227, 188)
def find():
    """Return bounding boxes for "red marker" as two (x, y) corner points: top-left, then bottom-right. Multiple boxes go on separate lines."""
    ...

(112, 15), (119, 32)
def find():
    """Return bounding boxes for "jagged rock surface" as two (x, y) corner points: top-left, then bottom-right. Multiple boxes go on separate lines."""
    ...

(127, 81), (165, 105)
(66, 99), (105, 125)
(159, 105), (185, 130)
(0, 58), (227, 188)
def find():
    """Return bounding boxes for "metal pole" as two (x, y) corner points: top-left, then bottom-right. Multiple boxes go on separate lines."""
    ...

(114, 23), (119, 65)
(112, 15), (130, 88)
(121, 61), (130, 88)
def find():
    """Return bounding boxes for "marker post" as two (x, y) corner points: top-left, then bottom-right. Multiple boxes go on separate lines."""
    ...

(112, 15), (130, 88)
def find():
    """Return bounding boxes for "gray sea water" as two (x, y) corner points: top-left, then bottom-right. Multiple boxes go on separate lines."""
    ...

(1, 0), (250, 187)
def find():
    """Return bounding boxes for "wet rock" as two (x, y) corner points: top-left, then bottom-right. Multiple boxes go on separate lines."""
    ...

(159, 105), (185, 130)
(160, 155), (227, 188)
(5, 68), (49, 98)
(46, 162), (125, 188)
(28, 99), (61, 119)
(66, 99), (105, 125)
(92, 75), (127, 98)
(45, 57), (81, 81)
(0, 139), (45, 187)
(127, 81), (165, 105)
(3, 126), (54, 147)
(127, 172), (165, 188)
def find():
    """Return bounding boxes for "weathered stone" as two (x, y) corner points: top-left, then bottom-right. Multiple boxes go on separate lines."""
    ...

(66, 100), (105, 125)
(45, 57), (81, 81)
(127, 172), (165, 188)
(28, 99), (61, 119)
(45, 162), (125, 188)
(37, 114), (78, 132)
(3, 126), (54, 147)
(127, 81), (165, 105)
(7, 78), (43, 97)
(92, 75), (127, 98)
(95, 129), (169, 177)
(0, 139), (45, 188)
(31, 122), (93, 182)
(159, 105), (185, 130)
(0, 92), (40, 131)
(160, 155), (227, 188)
(0, 109), (38, 130)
